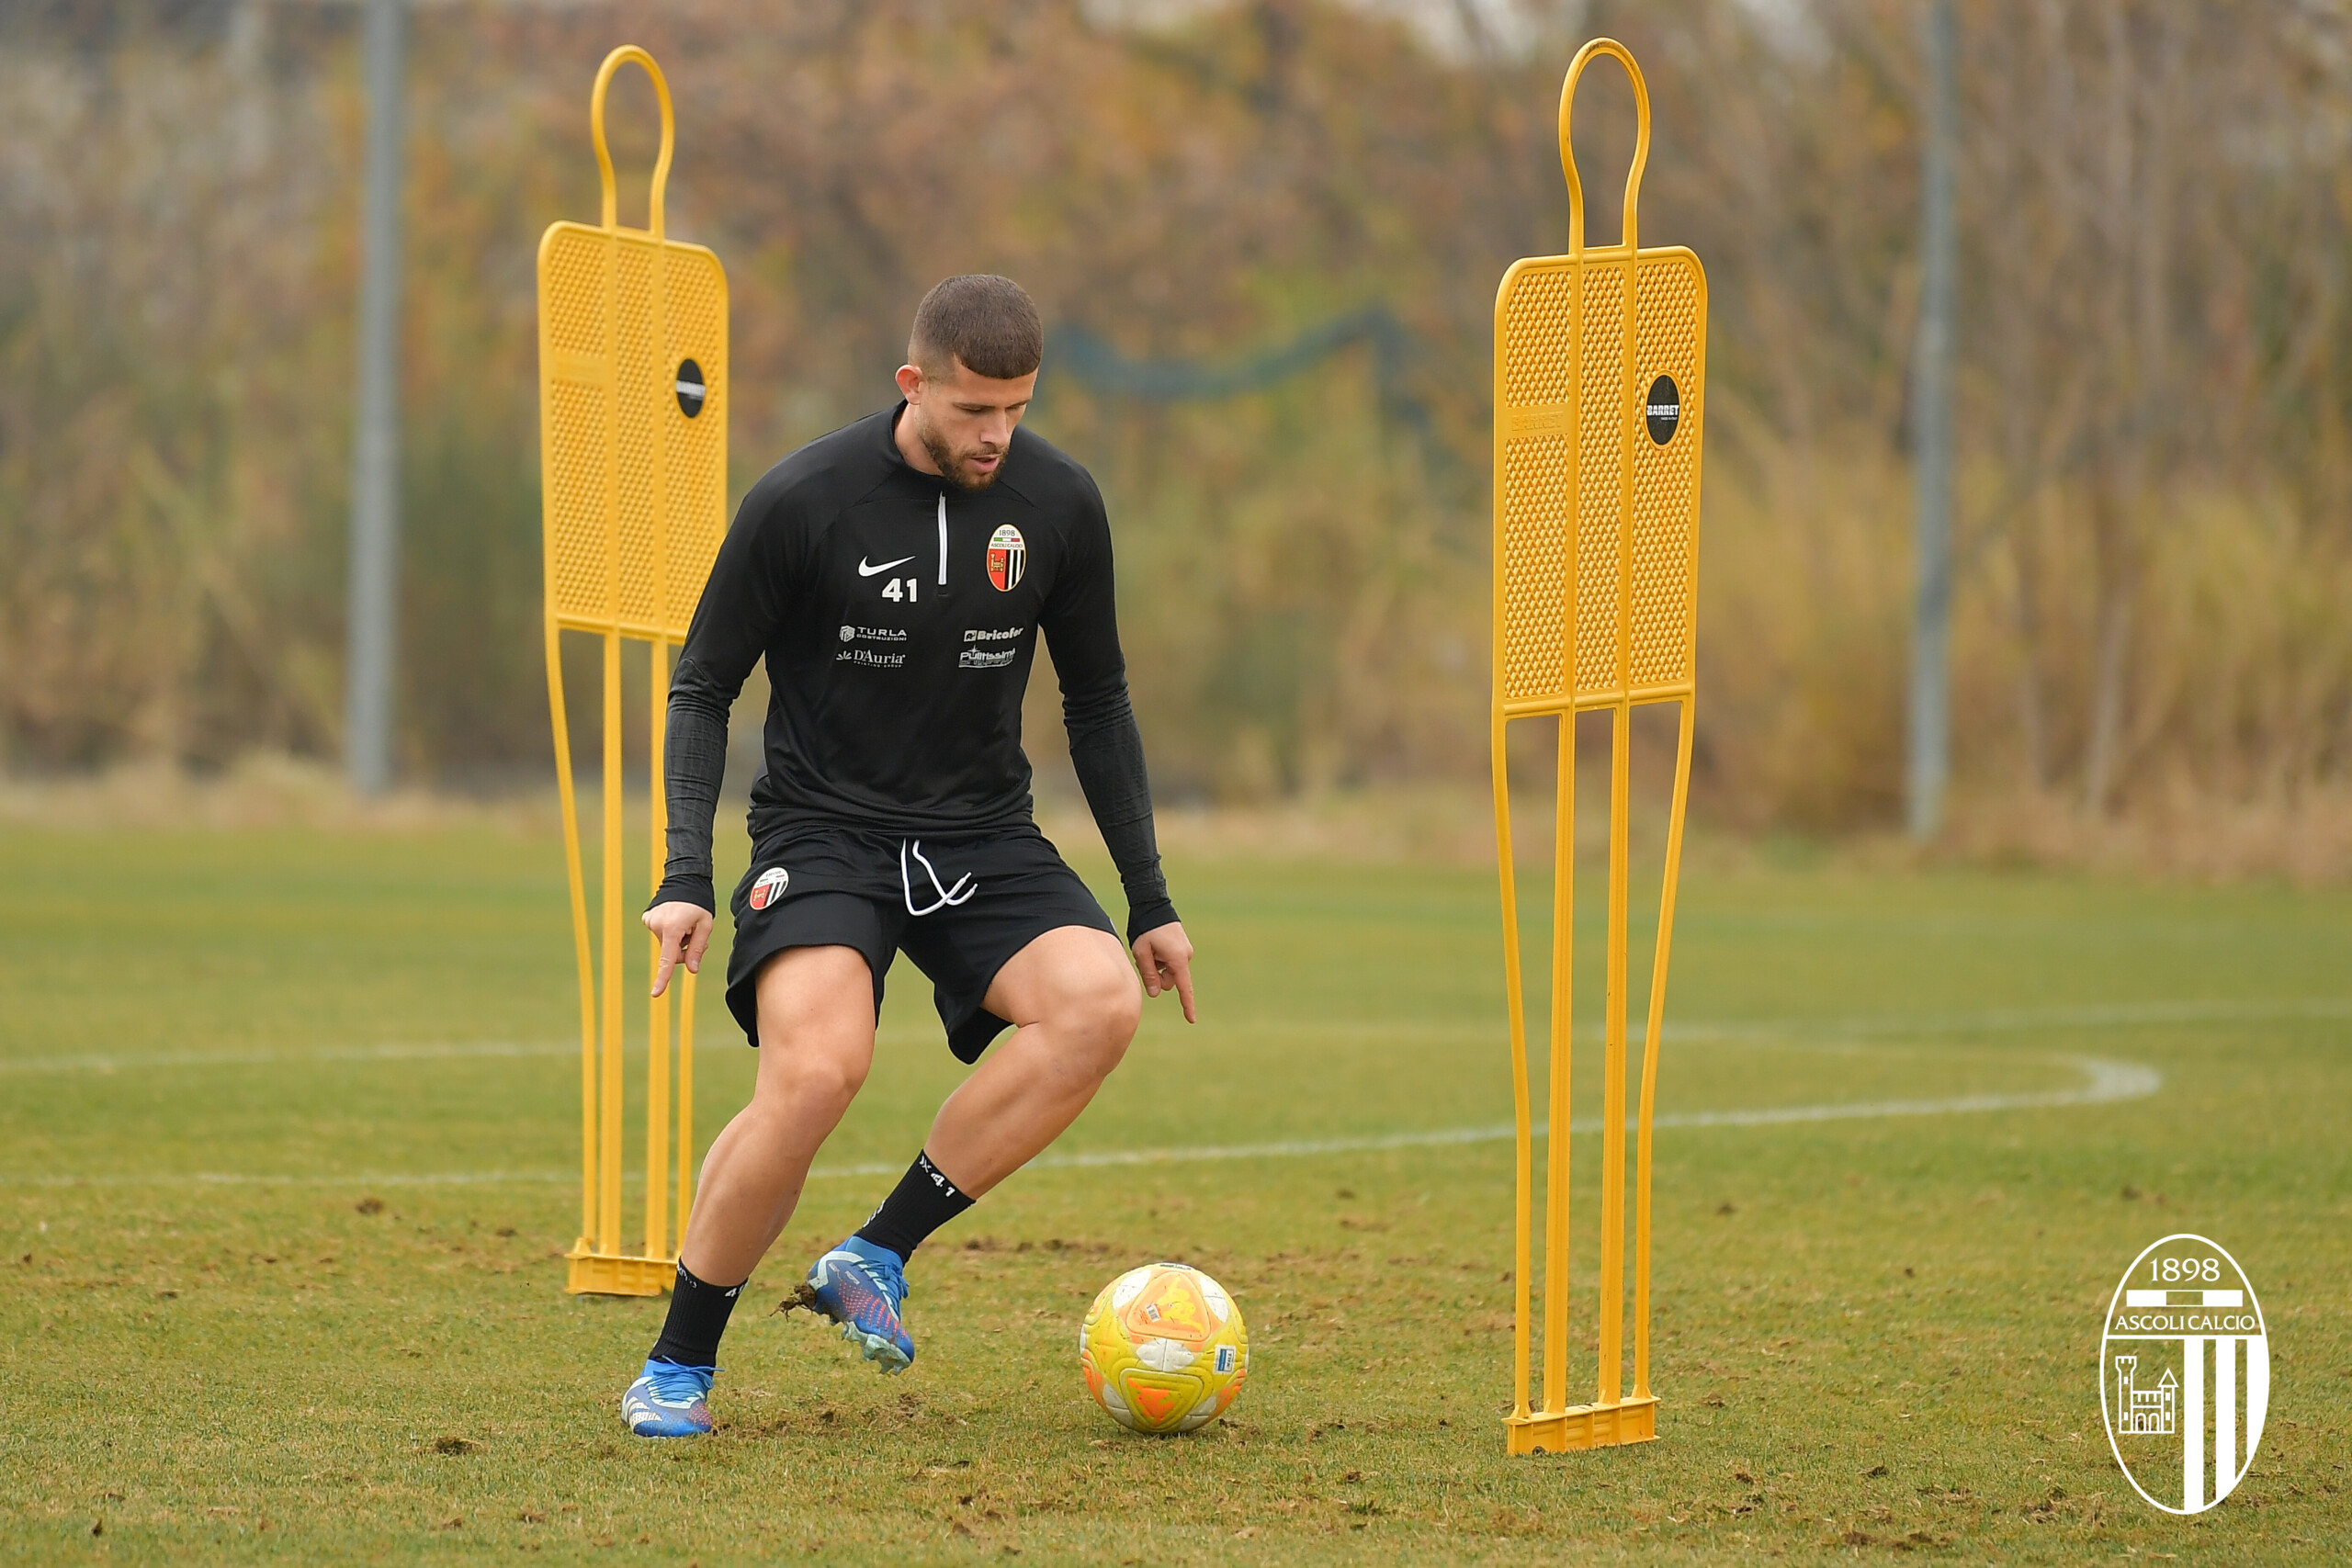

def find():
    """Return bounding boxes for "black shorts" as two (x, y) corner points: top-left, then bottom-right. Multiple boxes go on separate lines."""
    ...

(723, 821), (1117, 1063)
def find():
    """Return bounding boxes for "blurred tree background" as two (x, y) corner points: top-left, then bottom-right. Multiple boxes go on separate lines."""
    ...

(3, 0), (2349, 843)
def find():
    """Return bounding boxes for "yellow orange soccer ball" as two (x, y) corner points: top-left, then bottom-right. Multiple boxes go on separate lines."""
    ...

(1080, 1262), (1250, 1434)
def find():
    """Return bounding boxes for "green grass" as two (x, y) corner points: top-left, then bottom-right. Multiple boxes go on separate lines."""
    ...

(1, 818), (2346, 1563)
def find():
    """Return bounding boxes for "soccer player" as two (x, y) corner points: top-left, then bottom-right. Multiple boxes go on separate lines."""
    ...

(621, 276), (1194, 1438)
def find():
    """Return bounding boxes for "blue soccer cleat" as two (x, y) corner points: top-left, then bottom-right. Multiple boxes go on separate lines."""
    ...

(621, 1358), (714, 1438)
(806, 1235), (915, 1373)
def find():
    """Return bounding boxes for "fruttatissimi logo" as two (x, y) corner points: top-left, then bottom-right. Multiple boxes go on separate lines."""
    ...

(747, 866), (789, 910)
(2100, 1234), (2267, 1515)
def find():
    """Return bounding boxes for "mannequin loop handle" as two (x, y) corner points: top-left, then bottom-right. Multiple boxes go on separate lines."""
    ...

(591, 46), (674, 239)
(1559, 39), (1650, 257)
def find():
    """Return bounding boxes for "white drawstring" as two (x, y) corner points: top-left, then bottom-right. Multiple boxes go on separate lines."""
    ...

(900, 839), (976, 916)
(936, 494), (948, 586)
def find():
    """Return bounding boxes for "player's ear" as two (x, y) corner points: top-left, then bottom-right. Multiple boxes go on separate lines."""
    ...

(896, 363), (924, 402)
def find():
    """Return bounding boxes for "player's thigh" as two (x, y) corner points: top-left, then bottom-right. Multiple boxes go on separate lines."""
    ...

(751, 944), (879, 1100)
(983, 925), (1140, 1038)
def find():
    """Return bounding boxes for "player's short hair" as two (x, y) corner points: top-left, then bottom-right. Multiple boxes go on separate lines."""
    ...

(909, 275), (1043, 381)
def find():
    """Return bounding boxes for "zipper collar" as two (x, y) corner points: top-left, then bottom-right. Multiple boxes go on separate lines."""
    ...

(886, 402), (955, 587)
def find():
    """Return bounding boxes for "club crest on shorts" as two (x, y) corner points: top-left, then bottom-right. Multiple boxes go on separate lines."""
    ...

(2101, 1233), (2268, 1515)
(986, 524), (1026, 592)
(747, 866), (789, 910)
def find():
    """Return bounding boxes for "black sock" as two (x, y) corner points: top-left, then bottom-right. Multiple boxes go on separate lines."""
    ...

(648, 1261), (742, 1370)
(855, 1149), (976, 1263)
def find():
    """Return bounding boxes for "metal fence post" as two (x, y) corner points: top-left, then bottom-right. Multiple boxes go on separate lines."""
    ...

(346, 0), (406, 794)
(1907, 0), (1957, 840)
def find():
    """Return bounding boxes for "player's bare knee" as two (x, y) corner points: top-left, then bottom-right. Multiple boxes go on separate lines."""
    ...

(1061, 960), (1140, 1073)
(752, 1037), (870, 1114)
(1102, 966), (1143, 1048)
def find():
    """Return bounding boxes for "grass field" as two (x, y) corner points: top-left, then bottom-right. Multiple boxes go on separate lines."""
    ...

(2, 814), (2347, 1563)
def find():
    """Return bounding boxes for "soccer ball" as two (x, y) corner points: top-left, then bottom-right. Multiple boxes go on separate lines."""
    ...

(1080, 1262), (1249, 1434)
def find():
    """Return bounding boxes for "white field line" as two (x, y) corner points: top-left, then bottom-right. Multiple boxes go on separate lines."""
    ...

(1678, 998), (2352, 1039)
(852, 1052), (2164, 1171)
(1272, 998), (2352, 1043)
(1, 1054), (2159, 1189)
(0, 1040), (577, 1075)
(3, 995), (2341, 1077)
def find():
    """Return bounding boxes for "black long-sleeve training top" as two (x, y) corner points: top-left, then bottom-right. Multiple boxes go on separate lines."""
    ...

(650, 403), (1178, 941)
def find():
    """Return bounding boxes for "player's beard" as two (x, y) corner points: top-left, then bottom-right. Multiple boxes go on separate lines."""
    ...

(916, 413), (1006, 493)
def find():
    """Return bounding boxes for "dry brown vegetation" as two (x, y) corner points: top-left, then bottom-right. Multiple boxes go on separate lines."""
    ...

(2, 1), (2348, 874)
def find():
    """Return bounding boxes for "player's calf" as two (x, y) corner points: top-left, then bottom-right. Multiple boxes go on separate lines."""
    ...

(926, 928), (1142, 1194)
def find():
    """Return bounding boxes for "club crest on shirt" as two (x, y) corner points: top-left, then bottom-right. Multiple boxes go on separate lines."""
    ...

(747, 866), (789, 910)
(987, 525), (1026, 592)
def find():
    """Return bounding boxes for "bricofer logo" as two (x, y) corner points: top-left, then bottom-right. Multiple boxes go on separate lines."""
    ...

(987, 525), (1026, 592)
(2101, 1234), (2269, 1515)
(747, 866), (789, 910)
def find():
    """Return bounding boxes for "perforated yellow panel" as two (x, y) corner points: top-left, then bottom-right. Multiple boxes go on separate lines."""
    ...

(1630, 258), (1702, 690)
(1493, 253), (1702, 710)
(1573, 266), (1627, 695)
(1499, 434), (1571, 701)
(1502, 267), (1578, 404)
(537, 222), (727, 639)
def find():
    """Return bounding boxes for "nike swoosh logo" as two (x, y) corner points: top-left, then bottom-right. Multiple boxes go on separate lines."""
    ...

(857, 555), (917, 577)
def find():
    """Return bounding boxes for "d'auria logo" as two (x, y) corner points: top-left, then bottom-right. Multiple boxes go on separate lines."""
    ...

(2101, 1234), (2267, 1515)
(747, 866), (789, 911)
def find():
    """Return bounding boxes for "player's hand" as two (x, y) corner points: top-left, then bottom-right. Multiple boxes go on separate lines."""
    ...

(642, 901), (714, 998)
(1131, 921), (1195, 1023)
